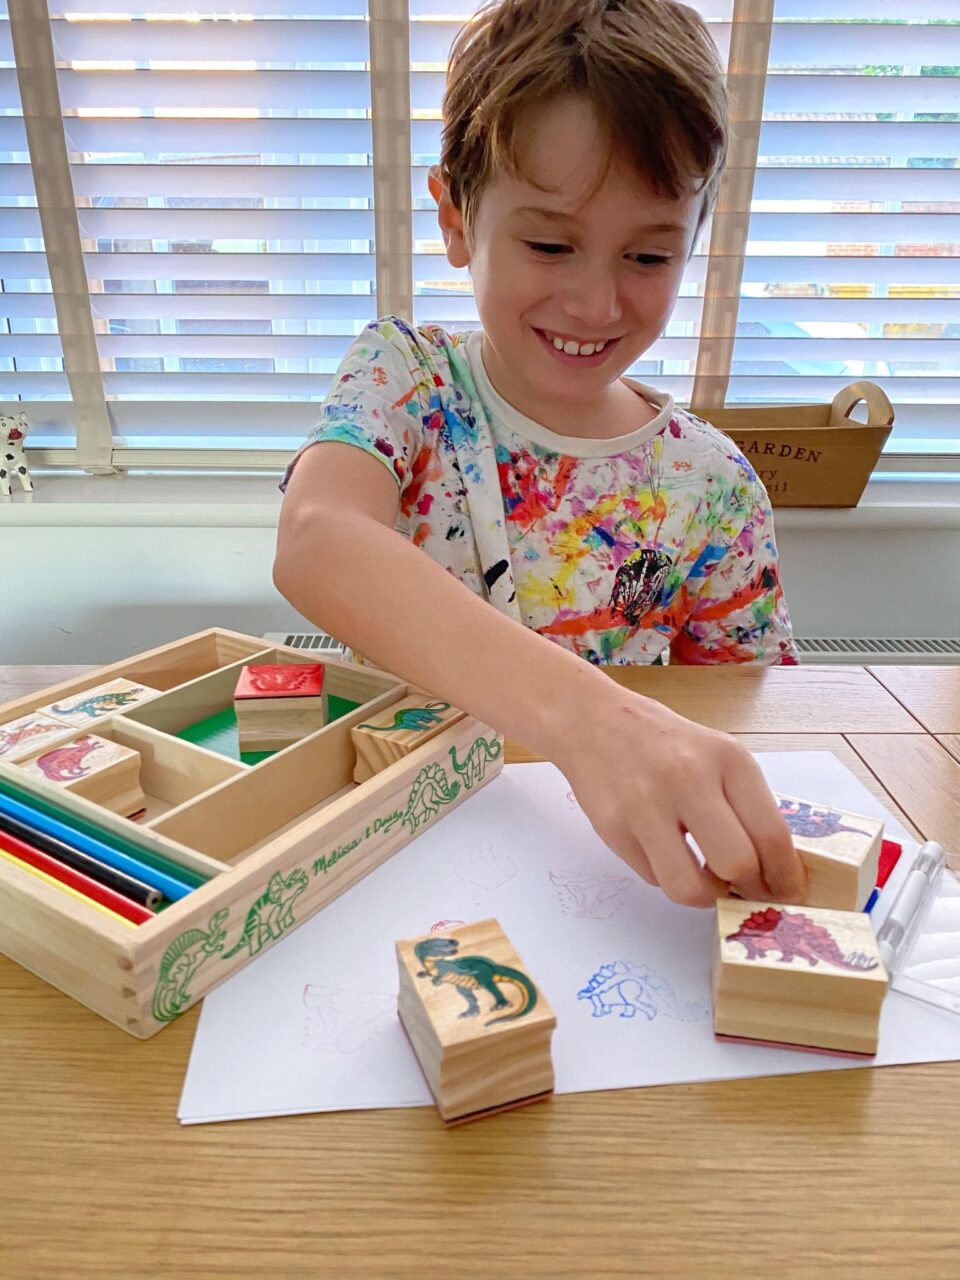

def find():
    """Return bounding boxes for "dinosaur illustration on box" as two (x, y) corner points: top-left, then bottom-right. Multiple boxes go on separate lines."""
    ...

(577, 961), (709, 1021)
(401, 762), (460, 833)
(221, 867), (310, 959)
(414, 935), (538, 1025)
(152, 909), (230, 1022)
(449, 735), (502, 790)
(725, 907), (879, 972)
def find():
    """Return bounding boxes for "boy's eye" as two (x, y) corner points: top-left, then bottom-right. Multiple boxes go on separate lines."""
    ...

(523, 242), (670, 266)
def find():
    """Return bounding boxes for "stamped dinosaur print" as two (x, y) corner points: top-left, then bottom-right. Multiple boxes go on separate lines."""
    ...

(550, 870), (633, 919)
(152, 909), (230, 1022)
(300, 984), (397, 1054)
(453, 839), (517, 889)
(725, 907), (880, 972)
(577, 961), (709, 1021)
(414, 936), (538, 1025)
(221, 867), (310, 959)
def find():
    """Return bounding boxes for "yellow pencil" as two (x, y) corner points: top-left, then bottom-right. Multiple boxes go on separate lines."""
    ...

(0, 845), (138, 928)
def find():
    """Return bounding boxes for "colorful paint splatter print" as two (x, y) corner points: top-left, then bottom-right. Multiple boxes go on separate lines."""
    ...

(281, 317), (798, 666)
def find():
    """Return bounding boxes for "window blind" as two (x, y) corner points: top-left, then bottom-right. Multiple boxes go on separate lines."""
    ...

(0, 0), (69, 432)
(1, 0), (957, 465)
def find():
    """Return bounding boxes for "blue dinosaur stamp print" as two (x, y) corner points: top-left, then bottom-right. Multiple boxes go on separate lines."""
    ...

(577, 961), (709, 1022)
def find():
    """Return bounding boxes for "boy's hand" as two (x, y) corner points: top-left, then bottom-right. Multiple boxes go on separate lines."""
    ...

(554, 686), (806, 908)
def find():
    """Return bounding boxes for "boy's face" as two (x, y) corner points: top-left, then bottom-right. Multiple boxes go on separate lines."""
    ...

(429, 94), (703, 435)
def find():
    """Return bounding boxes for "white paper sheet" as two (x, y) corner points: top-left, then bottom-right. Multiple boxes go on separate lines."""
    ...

(179, 752), (960, 1125)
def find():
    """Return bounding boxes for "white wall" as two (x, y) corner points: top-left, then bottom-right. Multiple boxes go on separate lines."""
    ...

(2, 475), (959, 665)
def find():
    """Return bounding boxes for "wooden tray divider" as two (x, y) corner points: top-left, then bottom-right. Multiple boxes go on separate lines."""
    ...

(147, 684), (409, 861)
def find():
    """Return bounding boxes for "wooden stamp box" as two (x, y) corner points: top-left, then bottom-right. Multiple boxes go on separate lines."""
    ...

(0, 629), (504, 1038)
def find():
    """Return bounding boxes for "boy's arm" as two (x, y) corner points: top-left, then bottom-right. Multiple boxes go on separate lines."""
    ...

(274, 442), (806, 909)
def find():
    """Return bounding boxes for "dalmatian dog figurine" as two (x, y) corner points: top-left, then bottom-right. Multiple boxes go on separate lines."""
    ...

(0, 413), (34, 497)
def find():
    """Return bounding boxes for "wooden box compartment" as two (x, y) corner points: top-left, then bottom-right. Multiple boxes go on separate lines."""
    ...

(7, 719), (244, 823)
(0, 629), (504, 1038)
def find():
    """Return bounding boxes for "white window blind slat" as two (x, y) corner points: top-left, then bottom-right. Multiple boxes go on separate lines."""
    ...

(50, 17), (371, 64)
(56, 68), (370, 110)
(63, 117), (371, 156)
(51, 0), (368, 14)
(0, 205), (41, 236)
(68, 164), (374, 199)
(77, 206), (376, 240)
(87, 292), (378, 322)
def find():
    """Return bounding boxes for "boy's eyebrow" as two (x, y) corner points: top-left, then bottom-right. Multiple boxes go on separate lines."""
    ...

(508, 206), (688, 237)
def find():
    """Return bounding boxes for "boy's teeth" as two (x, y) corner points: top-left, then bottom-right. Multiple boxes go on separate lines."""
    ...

(548, 334), (606, 356)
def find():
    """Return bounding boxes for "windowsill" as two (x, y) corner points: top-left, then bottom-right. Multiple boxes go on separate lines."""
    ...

(0, 470), (958, 529)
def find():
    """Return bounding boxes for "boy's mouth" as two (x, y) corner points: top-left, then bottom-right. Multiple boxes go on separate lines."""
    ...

(533, 328), (622, 367)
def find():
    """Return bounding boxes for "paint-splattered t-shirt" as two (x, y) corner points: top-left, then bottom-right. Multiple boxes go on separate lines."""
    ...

(281, 316), (798, 666)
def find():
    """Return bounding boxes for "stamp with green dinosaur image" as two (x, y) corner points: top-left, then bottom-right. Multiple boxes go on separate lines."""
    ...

(414, 936), (538, 1025)
(356, 701), (451, 733)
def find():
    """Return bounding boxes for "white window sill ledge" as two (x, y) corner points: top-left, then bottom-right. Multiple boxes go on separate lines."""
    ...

(0, 471), (957, 530)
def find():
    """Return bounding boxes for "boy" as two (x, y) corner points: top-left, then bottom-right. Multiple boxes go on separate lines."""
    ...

(274, 0), (806, 909)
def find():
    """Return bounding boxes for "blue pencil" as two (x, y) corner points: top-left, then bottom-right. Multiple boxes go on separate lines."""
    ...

(0, 788), (196, 902)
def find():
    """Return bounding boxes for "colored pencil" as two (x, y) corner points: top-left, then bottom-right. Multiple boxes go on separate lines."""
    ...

(0, 846), (138, 928)
(0, 828), (153, 925)
(0, 785), (196, 902)
(0, 809), (162, 909)
(0, 772), (206, 890)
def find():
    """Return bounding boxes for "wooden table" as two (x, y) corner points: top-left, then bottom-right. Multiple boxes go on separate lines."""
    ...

(3, 664), (959, 1279)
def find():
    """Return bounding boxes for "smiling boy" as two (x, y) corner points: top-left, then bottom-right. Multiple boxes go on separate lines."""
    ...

(274, 0), (806, 909)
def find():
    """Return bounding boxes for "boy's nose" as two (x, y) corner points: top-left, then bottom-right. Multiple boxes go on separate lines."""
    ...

(560, 274), (624, 331)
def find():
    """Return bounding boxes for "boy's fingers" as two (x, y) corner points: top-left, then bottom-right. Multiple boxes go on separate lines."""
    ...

(724, 763), (806, 903)
(682, 798), (769, 901)
(598, 824), (657, 887)
(641, 817), (728, 908)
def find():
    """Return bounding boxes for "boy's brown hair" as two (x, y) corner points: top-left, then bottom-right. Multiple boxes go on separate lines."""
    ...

(438, 0), (728, 245)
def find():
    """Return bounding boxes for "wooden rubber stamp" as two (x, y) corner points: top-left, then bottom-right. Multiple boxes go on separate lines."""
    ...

(39, 679), (160, 728)
(0, 712), (74, 764)
(775, 792), (884, 910)
(16, 734), (146, 819)
(396, 917), (556, 1124)
(233, 662), (328, 752)
(352, 694), (465, 783)
(712, 898), (889, 1056)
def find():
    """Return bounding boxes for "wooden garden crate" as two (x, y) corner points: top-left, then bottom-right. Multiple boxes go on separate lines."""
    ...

(0, 628), (503, 1037)
(692, 381), (894, 508)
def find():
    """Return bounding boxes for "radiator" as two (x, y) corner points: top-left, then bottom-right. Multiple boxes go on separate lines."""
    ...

(265, 632), (960, 666)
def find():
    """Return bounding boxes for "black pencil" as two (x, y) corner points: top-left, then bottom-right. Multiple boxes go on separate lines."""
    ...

(0, 810), (162, 910)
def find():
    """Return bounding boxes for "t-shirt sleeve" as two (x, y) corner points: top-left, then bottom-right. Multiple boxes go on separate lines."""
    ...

(279, 317), (428, 496)
(669, 478), (799, 666)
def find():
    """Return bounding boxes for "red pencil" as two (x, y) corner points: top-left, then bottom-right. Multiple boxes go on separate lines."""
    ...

(0, 828), (154, 926)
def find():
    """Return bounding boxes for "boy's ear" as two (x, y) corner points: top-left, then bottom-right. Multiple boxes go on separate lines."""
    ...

(428, 163), (471, 269)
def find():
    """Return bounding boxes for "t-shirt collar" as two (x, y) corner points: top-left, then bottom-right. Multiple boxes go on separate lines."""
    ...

(464, 328), (675, 457)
